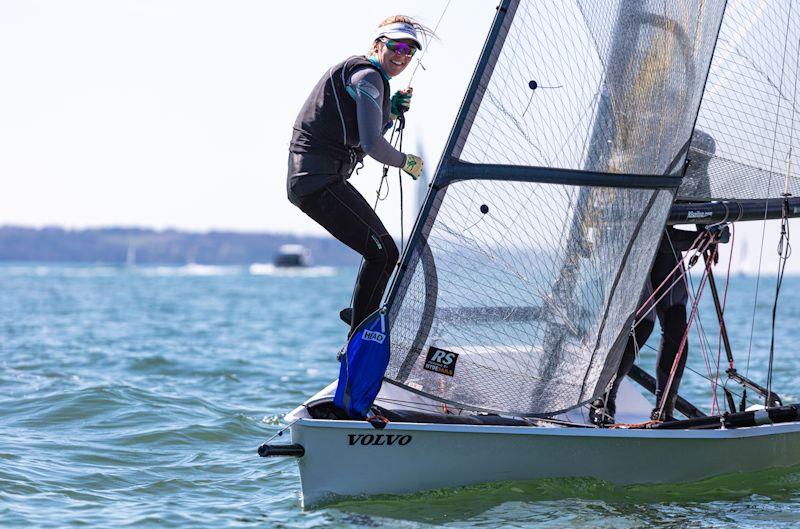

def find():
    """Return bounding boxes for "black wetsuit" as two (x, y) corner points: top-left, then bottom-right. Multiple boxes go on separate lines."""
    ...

(287, 56), (406, 333)
(606, 226), (697, 420)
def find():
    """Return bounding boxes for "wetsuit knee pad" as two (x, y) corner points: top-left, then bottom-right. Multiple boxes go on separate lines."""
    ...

(383, 235), (399, 265)
(364, 232), (398, 268)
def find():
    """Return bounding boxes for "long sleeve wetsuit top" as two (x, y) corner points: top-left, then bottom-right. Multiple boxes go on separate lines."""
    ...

(346, 68), (406, 168)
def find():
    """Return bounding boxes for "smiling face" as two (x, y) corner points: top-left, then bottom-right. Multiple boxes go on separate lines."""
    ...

(373, 38), (416, 78)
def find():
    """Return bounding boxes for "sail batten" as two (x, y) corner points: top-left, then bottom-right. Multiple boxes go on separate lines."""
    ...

(382, 0), (727, 417)
(441, 160), (683, 188)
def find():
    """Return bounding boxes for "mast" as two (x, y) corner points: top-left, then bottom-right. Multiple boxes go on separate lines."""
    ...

(545, 0), (721, 402)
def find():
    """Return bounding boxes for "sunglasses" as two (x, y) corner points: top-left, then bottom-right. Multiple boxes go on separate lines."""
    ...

(383, 39), (417, 58)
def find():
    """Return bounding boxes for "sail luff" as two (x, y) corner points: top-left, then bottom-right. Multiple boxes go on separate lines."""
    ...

(384, 0), (521, 384)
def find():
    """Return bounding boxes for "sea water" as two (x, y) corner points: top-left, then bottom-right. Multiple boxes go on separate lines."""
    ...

(1, 263), (800, 528)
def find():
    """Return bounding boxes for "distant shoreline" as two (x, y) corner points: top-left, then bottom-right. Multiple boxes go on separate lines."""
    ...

(0, 226), (359, 266)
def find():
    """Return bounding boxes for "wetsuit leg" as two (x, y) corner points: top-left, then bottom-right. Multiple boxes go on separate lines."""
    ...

(650, 249), (690, 420)
(297, 181), (399, 333)
(606, 318), (654, 416)
(655, 304), (688, 419)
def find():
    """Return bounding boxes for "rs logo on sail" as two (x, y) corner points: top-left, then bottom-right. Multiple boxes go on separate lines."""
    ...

(423, 346), (459, 376)
(347, 434), (412, 446)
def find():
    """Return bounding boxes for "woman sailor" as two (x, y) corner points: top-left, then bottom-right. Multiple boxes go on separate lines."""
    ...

(287, 16), (431, 335)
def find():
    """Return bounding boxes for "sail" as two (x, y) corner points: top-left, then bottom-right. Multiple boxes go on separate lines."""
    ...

(680, 0), (800, 201)
(383, 0), (726, 416)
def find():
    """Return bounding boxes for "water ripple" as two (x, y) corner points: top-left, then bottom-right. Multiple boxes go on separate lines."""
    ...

(2, 264), (800, 527)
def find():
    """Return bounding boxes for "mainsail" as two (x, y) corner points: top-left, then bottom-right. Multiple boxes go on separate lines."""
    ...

(680, 0), (800, 202)
(382, 0), (726, 416)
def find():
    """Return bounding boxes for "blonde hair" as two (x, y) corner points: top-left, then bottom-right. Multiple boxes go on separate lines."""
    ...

(370, 15), (438, 55)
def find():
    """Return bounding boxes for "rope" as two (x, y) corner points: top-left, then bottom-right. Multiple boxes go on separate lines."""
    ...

(347, 119), (405, 312)
(396, 116), (406, 252)
(690, 245), (719, 414)
(633, 231), (710, 327)
(766, 198), (792, 404)
(260, 417), (301, 446)
(656, 252), (712, 420)
(406, 0), (453, 87)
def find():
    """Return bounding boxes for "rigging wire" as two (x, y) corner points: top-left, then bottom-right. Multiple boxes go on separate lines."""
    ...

(745, 1), (794, 379)
(764, 2), (800, 405)
(711, 225), (736, 411)
(639, 339), (759, 408)
(406, 0), (453, 87)
(348, 0), (452, 314)
(767, 196), (792, 404)
(347, 119), (404, 312)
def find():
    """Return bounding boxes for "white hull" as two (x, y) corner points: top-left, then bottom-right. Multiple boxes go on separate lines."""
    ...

(276, 381), (800, 507)
(292, 417), (800, 507)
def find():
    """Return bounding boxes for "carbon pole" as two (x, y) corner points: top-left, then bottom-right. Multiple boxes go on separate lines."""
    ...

(703, 258), (735, 367)
(668, 197), (800, 225)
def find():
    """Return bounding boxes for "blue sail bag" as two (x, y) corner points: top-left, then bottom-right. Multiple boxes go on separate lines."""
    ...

(333, 311), (390, 419)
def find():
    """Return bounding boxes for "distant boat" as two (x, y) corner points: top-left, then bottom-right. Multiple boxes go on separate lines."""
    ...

(273, 244), (309, 268)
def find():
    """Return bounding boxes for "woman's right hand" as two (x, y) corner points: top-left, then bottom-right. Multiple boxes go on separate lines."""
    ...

(391, 88), (413, 119)
(402, 154), (423, 180)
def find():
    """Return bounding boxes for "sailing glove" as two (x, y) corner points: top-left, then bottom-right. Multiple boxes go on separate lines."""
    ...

(402, 154), (423, 180)
(390, 88), (413, 119)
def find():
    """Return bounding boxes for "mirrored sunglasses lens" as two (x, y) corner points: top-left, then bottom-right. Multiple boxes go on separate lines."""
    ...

(386, 40), (414, 57)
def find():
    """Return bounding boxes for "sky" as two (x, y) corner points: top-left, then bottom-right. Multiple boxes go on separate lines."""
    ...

(0, 0), (796, 274)
(0, 0), (489, 236)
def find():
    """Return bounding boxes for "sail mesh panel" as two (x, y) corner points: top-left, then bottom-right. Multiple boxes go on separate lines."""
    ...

(455, 0), (725, 176)
(383, 0), (725, 416)
(680, 0), (800, 200)
(385, 182), (674, 415)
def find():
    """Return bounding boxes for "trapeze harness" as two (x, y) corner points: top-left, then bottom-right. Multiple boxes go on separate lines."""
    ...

(287, 56), (406, 332)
